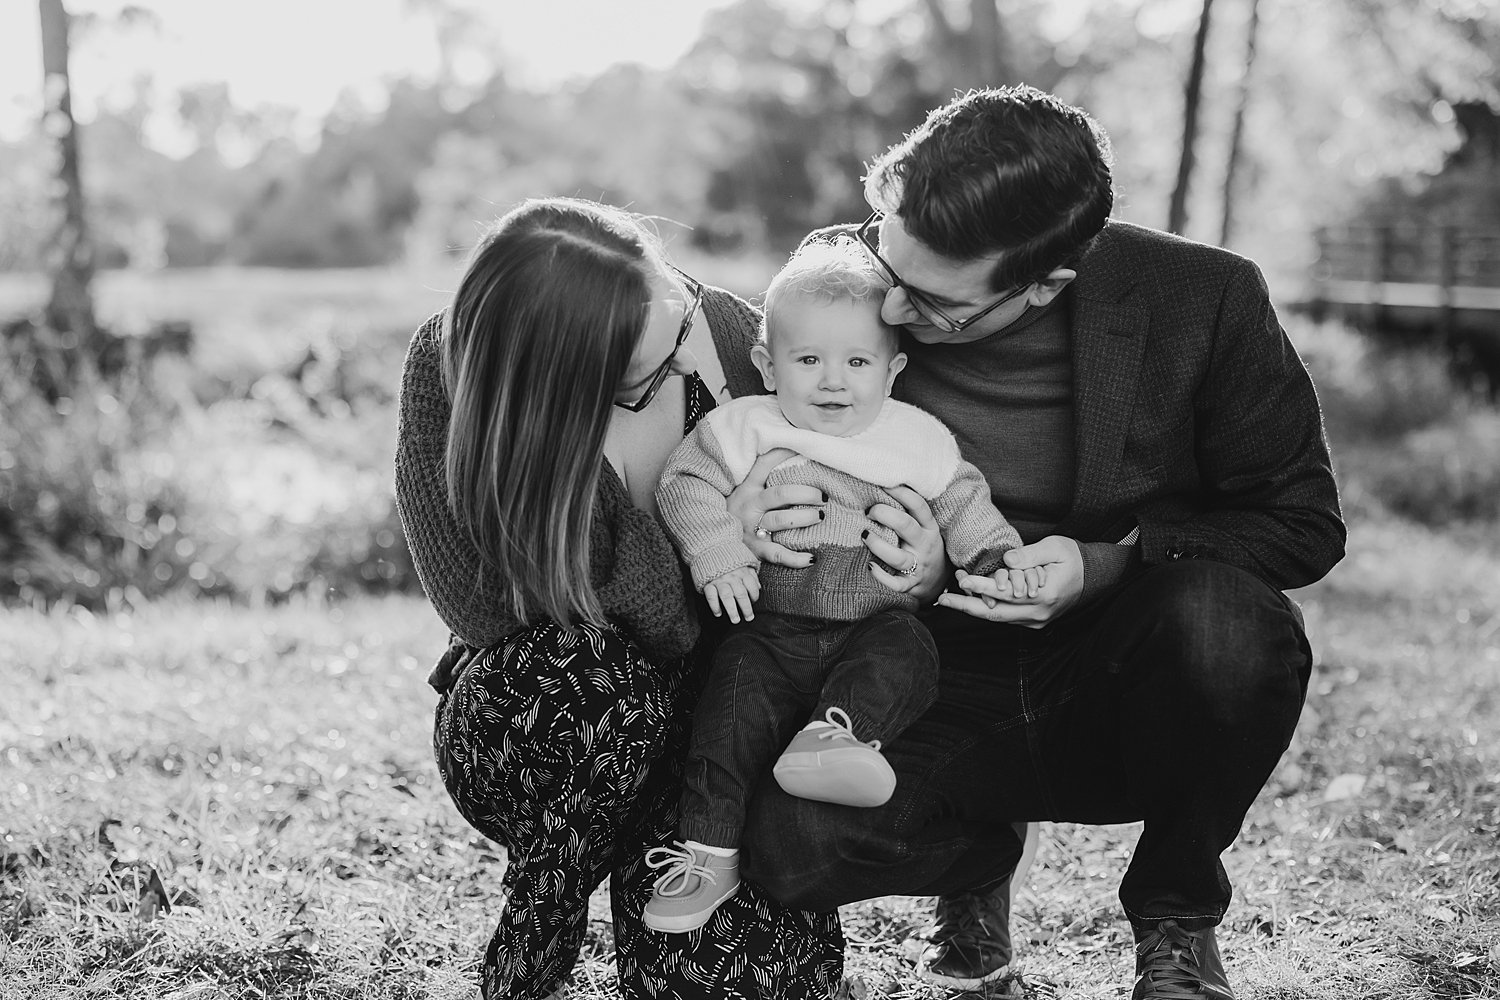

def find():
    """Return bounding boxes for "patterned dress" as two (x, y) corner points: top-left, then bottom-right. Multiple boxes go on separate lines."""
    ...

(432, 373), (846, 999)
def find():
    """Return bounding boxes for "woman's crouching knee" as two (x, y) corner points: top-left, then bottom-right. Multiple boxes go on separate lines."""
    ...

(437, 622), (682, 823)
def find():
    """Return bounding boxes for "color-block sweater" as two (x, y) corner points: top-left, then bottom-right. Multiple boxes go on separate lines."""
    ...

(656, 395), (1024, 621)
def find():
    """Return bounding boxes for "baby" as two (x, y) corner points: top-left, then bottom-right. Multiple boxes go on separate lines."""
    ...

(643, 237), (1041, 933)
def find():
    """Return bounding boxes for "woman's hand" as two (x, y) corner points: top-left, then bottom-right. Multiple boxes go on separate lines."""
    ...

(726, 448), (822, 568)
(864, 485), (947, 602)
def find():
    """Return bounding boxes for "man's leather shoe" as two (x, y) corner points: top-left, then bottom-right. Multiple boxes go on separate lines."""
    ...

(916, 876), (1012, 989)
(1132, 920), (1235, 1000)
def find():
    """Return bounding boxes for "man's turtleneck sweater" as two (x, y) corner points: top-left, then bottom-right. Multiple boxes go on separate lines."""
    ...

(896, 293), (1135, 599)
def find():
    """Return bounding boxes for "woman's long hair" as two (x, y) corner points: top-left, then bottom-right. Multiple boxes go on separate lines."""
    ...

(441, 197), (658, 629)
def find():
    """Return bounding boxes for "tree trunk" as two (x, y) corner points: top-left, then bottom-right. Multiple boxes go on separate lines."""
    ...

(1219, 0), (1262, 248)
(969, 0), (1008, 87)
(38, 0), (97, 345)
(921, 0), (1012, 92)
(1167, 0), (1216, 235)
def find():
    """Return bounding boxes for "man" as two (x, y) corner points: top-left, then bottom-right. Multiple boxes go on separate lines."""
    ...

(737, 85), (1344, 999)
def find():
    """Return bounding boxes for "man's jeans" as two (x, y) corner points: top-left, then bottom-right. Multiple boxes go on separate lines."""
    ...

(740, 560), (1313, 929)
(678, 609), (939, 849)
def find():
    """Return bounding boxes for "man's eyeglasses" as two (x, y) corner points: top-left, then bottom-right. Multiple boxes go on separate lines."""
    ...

(614, 267), (705, 412)
(855, 212), (1030, 334)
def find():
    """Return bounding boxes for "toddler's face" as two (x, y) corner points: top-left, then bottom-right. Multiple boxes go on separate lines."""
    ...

(751, 296), (905, 437)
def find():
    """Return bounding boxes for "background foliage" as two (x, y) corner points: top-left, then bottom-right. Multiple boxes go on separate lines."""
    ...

(3, 0), (1500, 608)
(1, 0), (1497, 281)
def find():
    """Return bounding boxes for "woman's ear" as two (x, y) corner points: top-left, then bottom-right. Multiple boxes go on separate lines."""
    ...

(750, 343), (776, 391)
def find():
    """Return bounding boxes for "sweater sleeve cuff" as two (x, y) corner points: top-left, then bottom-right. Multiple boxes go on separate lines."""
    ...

(688, 541), (760, 591)
(1078, 540), (1139, 603)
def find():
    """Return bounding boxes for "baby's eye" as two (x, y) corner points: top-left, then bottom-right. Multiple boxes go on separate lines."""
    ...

(796, 355), (819, 365)
(849, 357), (870, 367)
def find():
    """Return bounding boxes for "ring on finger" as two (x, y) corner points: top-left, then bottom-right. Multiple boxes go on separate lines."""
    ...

(899, 560), (919, 576)
(754, 525), (771, 540)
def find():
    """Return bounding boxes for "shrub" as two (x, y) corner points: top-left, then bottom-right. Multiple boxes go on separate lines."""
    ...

(0, 339), (416, 609)
(1364, 410), (1500, 524)
(0, 347), (204, 605)
(1287, 317), (1465, 442)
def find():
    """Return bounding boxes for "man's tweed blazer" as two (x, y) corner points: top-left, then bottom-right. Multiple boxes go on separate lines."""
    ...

(1048, 220), (1343, 590)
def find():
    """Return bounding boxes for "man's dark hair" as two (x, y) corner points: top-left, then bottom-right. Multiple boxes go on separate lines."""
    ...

(863, 85), (1115, 292)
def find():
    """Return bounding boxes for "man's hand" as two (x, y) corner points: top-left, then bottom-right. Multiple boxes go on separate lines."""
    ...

(864, 485), (948, 602)
(936, 535), (1084, 627)
(704, 566), (761, 623)
(726, 448), (820, 569)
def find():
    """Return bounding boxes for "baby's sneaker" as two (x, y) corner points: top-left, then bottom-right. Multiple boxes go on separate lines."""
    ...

(772, 706), (896, 807)
(642, 841), (740, 934)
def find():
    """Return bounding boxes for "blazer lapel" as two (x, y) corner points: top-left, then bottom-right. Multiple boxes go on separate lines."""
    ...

(1060, 226), (1151, 534)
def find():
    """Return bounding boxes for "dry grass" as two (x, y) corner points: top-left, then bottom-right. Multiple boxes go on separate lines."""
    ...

(4, 513), (1496, 999)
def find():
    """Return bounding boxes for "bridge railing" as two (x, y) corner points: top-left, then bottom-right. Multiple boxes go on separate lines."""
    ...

(1308, 226), (1500, 326)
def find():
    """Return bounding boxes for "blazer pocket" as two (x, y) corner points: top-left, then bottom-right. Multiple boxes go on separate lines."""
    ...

(1120, 414), (1195, 491)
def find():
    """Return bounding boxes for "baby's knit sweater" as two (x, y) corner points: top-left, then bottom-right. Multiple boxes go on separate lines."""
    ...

(656, 395), (1023, 621)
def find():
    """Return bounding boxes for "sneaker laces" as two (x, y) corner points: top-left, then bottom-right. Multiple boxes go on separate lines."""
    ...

(815, 706), (880, 751)
(931, 887), (1005, 948)
(645, 842), (722, 897)
(1135, 921), (1211, 999)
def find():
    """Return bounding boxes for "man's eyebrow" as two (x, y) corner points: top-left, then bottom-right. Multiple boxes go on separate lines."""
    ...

(892, 278), (967, 309)
(921, 289), (971, 308)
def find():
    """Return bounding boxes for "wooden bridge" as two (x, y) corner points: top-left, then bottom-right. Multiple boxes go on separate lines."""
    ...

(1294, 225), (1500, 394)
(1301, 225), (1500, 333)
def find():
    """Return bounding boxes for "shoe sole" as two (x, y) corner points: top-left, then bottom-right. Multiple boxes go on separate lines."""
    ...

(915, 962), (1011, 989)
(772, 750), (895, 807)
(642, 882), (741, 934)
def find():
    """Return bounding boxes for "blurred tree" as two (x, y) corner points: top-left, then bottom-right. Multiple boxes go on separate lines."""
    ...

(232, 81), (457, 266)
(36, 0), (98, 344)
(922, 0), (1015, 89)
(675, 0), (943, 250)
(1218, 0), (1262, 248)
(1167, 0), (1216, 235)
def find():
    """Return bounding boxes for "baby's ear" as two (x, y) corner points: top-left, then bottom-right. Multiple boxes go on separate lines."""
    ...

(885, 351), (907, 393)
(750, 343), (776, 391)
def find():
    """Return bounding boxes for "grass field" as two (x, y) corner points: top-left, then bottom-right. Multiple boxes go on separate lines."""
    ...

(3, 511), (1497, 1000)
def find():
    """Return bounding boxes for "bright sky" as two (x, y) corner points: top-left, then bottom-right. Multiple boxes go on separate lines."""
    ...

(0, 0), (741, 142)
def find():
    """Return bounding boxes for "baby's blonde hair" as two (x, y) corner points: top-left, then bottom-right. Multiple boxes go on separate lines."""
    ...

(760, 236), (897, 352)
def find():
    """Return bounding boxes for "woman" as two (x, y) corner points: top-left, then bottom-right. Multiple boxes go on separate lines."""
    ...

(393, 197), (844, 999)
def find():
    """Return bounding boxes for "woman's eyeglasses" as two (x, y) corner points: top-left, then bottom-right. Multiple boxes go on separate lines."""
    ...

(855, 212), (1030, 334)
(614, 268), (705, 413)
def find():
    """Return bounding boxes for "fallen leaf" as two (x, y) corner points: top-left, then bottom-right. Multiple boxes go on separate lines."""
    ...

(1422, 904), (1458, 923)
(136, 865), (172, 922)
(1322, 773), (1367, 802)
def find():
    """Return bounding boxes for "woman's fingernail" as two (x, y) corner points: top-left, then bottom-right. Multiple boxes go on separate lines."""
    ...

(818, 510), (825, 521)
(860, 529), (869, 540)
(821, 491), (829, 502)
(807, 554), (816, 564)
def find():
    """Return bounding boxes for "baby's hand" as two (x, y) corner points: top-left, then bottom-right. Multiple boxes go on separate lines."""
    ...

(704, 566), (761, 623)
(991, 564), (1047, 603)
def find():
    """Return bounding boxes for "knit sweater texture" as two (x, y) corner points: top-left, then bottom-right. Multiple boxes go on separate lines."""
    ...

(393, 286), (764, 662)
(656, 395), (1023, 621)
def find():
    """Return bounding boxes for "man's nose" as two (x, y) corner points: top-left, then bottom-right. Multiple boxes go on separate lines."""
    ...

(880, 285), (921, 326)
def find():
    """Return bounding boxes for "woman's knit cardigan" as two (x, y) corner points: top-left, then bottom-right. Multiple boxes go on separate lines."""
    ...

(393, 286), (765, 663)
